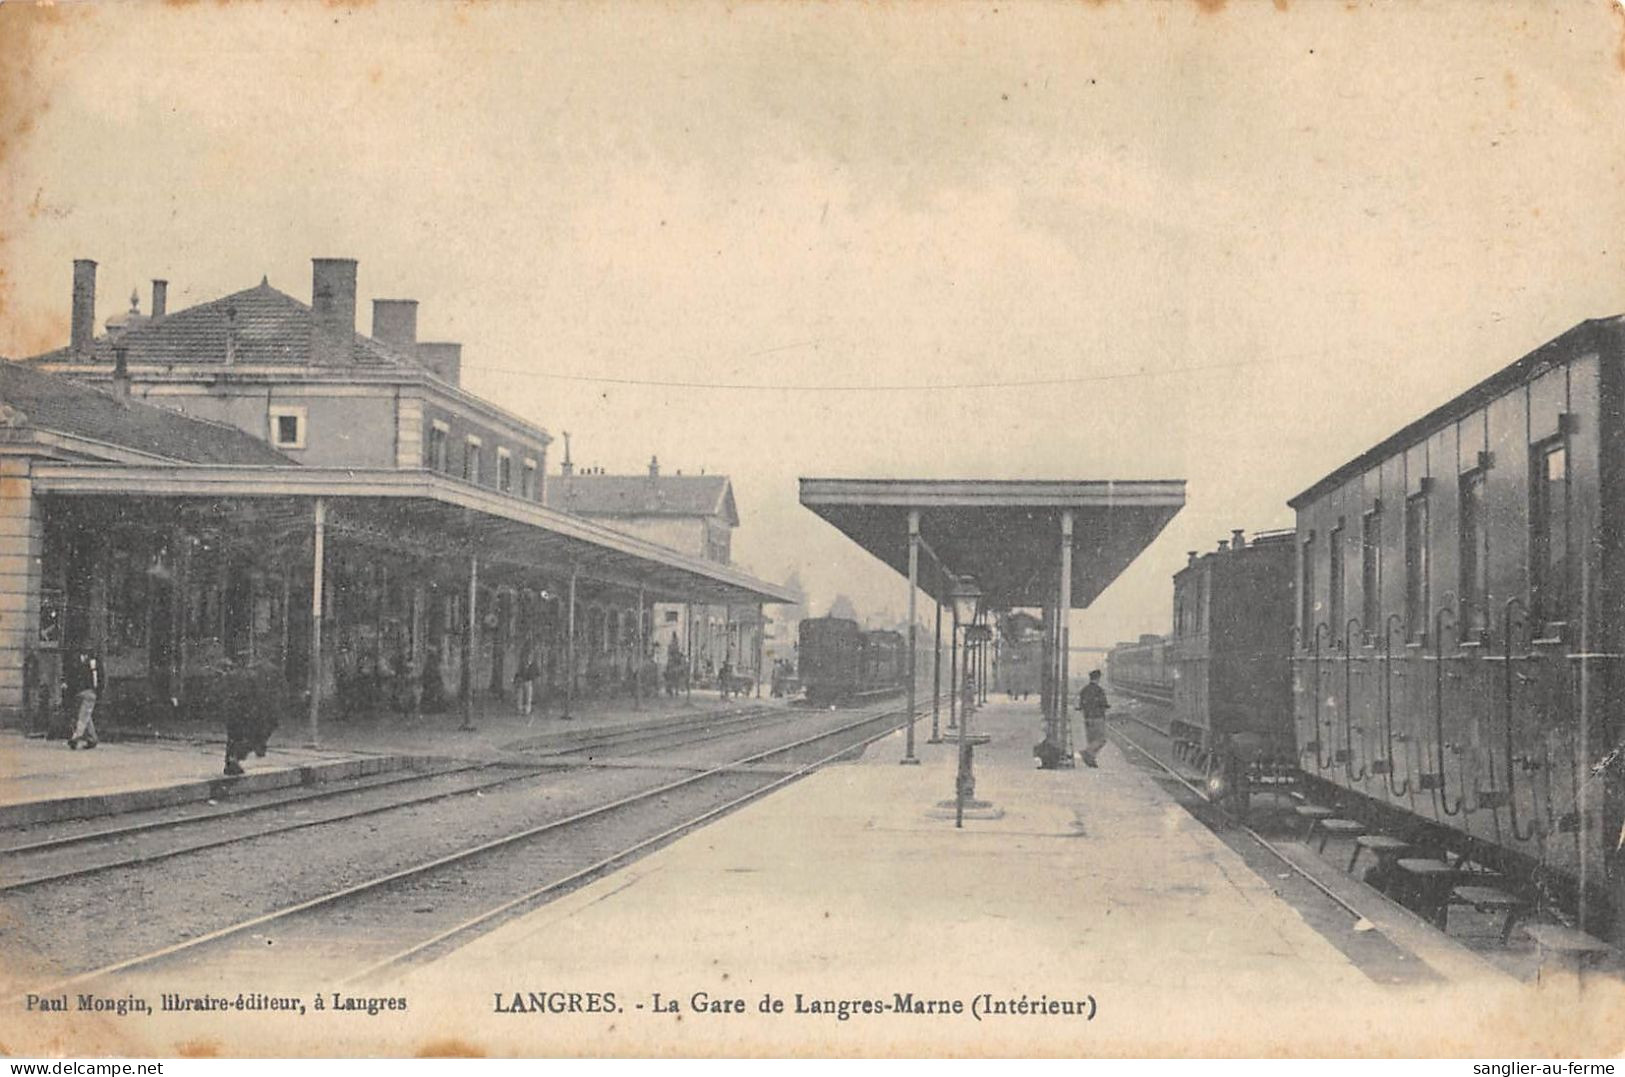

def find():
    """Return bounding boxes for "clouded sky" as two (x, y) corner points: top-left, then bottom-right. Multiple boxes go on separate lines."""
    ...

(2, 1), (1622, 643)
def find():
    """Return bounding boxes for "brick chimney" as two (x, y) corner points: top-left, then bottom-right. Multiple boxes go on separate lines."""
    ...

(151, 279), (167, 321)
(310, 257), (357, 365)
(648, 454), (660, 478)
(371, 299), (418, 346)
(71, 259), (97, 355)
(415, 341), (461, 385)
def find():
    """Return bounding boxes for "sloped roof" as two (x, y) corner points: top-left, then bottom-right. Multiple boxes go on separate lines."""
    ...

(26, 280), (415, 369)
(0, 360), (294, 466)
(547, 473), (738, 526)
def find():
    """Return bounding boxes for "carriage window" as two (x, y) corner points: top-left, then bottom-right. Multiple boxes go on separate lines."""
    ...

(1328, 522), (1345, 646)
(1459, 469), (1488, 637)
(1405, 492), (1429, 642)
(1530, 439), (1569, 629)
(1361, 507), (1382, 637)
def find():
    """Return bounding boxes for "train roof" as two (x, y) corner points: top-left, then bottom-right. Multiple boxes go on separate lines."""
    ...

(1289, 316), (1625, 510)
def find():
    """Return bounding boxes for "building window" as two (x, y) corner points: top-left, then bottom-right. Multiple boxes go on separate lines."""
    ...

(522, 458), (538, 500)
(1328, 521), (1345, 645)
(497, 448), (513, 493)
(1459, 469), (1488, 638)
(1405, 489), (1430, 642)
(1530, 438), (1569, 630)
(269, 406), (307, 450)
(1300, 533), (1316, 643)
(427, 420), (450, 473)
(464, 436), (483, 485)
(1361, 505), (1382, 637)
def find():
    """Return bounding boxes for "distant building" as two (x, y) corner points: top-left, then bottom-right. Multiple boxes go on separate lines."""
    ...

(546, 454), (760, 687)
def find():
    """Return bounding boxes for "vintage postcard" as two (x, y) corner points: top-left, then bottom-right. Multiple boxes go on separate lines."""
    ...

(1, 0), (1624, 1060)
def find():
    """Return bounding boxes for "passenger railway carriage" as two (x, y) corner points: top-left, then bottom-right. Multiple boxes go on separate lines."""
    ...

(1291, 316), (1625, 929)
(1106, 316), (1625, 938)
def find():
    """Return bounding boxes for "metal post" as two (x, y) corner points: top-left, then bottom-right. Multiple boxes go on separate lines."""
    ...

(306, 497), (326, 747)
(929, 598), (943, 743)
(460, 553), (478, 731)
(948, 602), (960, 732)
(562, 566), (577, 719)
(684, 601), (693, 703)
(955, 615), (969, 829)
(1058, 510), (1074, 758)
(903, 509), (921, 764)
(755, 602), (765, 699)
(634, 586), (645, 711)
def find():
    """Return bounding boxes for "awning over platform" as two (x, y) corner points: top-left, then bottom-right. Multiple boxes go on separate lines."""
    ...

(33, 463), (793, 607)
(798, 478), (1185, 609)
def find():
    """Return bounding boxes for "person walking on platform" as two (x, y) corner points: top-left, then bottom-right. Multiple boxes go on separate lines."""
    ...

(514, 644), (539, 717)
(63, 647), (103, 750)
(1077, 669), (1110, 768)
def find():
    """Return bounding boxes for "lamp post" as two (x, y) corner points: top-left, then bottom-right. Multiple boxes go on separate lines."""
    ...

(949, 577), (984, 828)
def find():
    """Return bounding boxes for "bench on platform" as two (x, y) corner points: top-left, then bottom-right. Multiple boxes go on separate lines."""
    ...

(1523, 923), (1618, 985)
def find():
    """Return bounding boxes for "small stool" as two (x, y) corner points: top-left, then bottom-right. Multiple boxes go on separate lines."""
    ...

(1523, 923), (1616, 987)
(1348, 834), (1410, 874)
(1295, 804), (1334, 842)
(1316, 817), (1365, 854)
(1397, 858), (1460, 928)
(1451, 884), (1528, 942)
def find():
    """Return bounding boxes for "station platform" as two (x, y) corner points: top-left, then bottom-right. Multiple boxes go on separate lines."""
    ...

(397, 699), (1624, 1057)
(0, 692), (773, 829)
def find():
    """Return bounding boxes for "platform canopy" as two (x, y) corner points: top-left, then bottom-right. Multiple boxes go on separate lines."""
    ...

(798, 478), (1186, 609)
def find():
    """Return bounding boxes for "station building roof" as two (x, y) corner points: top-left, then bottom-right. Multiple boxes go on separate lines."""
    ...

(799, 478), (1185, 610)
(0, 359), (293, 467)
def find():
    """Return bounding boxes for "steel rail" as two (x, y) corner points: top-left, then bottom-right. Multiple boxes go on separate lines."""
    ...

(2, 704), (790, 870)
(12, 701), (919, 999)
(1107, 722), (1366, 921)
(345, 703), (922, 982)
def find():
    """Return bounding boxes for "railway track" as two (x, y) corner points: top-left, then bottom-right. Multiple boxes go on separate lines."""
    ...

(0, 702), (797, 887)
(5, 701), (917, 998)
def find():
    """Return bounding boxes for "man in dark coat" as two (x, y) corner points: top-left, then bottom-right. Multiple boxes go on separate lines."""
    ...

(1077, 669), (1111, 768)
(63, 648), (103, 749)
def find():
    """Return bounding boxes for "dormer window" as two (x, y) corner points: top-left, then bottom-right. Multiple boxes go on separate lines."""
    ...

(269, 405), (307, 450)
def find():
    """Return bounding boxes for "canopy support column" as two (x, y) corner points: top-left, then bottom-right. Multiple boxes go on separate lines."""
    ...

(563, 565), (577, 720)
(929, 597), (943, 743)
(902, 509), (921, 765)
(460, 552), (478, 731)
(754, 602), (764, 699)
(305, 497), (326, 748)
(1047, 510), (1075, 759)
(634, 586), (645, 711)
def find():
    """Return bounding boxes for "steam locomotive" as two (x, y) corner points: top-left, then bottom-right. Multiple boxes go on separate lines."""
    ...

(797, 617), (908, 706)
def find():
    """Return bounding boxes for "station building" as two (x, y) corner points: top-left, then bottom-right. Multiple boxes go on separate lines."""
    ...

(1, 257), (789, 735)
(545, 454), (766, 686)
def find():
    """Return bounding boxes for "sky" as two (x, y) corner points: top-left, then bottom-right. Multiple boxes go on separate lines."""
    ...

(2, 0), (1623, 645)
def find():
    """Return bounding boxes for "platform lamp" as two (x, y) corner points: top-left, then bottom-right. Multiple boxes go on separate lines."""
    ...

(949, 576), (983, 828)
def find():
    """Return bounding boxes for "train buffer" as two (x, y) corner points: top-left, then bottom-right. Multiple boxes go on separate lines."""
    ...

(1294, 804), (1334, 842)
(1347, 834), (1411, 875)
(1449, 884), (1528, 943)
(1313, 817), (1365, 855)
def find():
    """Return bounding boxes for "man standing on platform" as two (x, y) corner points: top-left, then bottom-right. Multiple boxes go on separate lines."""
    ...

(1077, 669), (1110, 768)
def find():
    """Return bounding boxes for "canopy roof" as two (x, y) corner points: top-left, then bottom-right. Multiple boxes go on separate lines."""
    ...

(34, 463), (793, 607)
(799, 478), (1185, 609)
